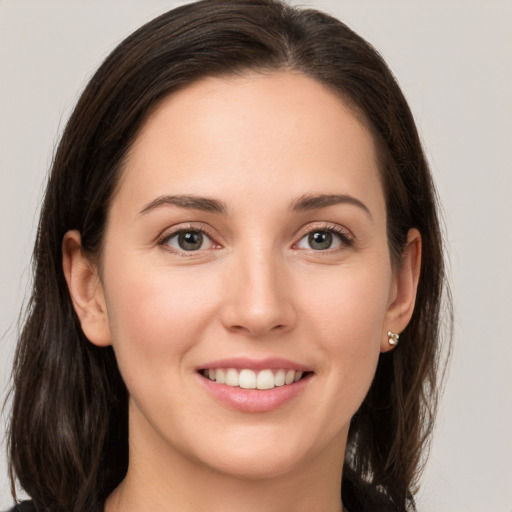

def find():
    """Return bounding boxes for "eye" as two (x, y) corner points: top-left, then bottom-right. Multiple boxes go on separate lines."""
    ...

(295, 227), (351, 251)
(164, 229), (214, 252)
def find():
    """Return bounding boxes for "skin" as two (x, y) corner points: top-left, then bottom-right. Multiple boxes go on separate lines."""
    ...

(63, 72), (421, 512)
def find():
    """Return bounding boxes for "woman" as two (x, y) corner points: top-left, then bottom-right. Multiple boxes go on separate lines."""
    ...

(7, 1), (450, 511)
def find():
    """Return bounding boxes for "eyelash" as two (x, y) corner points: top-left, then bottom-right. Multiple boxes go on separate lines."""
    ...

(158, 223), (219, 255)
(295, 223), (354, 251)
(157, 222), (354, 255)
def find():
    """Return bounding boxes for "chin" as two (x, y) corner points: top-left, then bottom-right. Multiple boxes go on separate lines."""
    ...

(206, 450), (305, 481)
(188, 425), (329, 481)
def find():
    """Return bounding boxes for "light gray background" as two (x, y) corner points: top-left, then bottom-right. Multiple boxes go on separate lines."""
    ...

(1, 1), (511, 510)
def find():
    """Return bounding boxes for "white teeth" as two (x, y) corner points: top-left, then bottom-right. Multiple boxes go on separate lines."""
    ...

(274, 369), (285, 387)
(239, 369), (256, 389)
(215, 368), (226, 384)
(225, 368), (239, 387)
(256, 369), (275, 390)
(285, 370), (295, 385)
(204, 368), (306, 389)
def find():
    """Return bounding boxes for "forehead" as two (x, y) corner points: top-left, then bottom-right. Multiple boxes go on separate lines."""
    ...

(116, 71), (383, 217)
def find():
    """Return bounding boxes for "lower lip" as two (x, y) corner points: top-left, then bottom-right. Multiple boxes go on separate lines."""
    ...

(198, 373), (312, 413)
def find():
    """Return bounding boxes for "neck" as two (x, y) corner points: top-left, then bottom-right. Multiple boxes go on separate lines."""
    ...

(107, 463), (346, 512)
(105, 405), (348, 512)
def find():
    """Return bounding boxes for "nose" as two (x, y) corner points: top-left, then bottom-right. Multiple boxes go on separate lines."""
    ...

(220, 247), (297, 338)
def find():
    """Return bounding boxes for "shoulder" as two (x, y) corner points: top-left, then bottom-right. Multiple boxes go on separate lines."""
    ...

(5, 502), (38, 512)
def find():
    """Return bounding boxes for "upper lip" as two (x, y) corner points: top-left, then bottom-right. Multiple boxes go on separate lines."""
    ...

(197, 357), (311, 372)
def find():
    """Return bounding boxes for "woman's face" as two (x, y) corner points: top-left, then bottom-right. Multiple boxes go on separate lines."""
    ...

(93, 72), (406, 478)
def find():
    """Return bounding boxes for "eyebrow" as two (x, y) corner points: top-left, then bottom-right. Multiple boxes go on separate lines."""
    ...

(139, 194), (227, 215)
(138, 192), (371, 218)
(290, 193), (372, 218)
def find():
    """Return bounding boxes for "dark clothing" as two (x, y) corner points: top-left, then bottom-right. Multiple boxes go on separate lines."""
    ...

(8, 503), (36, 512)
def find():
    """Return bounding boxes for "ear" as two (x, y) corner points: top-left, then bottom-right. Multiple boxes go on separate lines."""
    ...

(62, 230), (112, 347)
(381, 228), (422, 353)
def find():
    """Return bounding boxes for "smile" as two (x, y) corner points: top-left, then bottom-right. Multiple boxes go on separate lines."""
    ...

(201, 368), (305, 390)
(197, 358), (313, 412)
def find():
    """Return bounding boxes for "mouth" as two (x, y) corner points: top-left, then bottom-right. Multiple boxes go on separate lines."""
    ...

(199, 368), (311, 390)
(196, 358), (313, 412)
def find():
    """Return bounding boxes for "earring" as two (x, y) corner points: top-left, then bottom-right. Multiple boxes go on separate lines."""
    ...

(387, 331), (399, 346)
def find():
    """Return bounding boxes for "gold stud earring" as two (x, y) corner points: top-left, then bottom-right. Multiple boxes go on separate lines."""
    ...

(387, 331), (399, 346)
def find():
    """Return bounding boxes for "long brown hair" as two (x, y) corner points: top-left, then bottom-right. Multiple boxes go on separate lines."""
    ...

(8, 1), (451, 510)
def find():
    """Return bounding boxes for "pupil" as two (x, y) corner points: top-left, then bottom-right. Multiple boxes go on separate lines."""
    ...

(179, 231), (203, 251)
(309, 231), (332, 250)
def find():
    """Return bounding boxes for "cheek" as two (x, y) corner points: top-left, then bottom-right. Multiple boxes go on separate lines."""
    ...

(102, 260), (220, 377)
(304, 262), (391, 346)
(302, 263), (391, 399)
